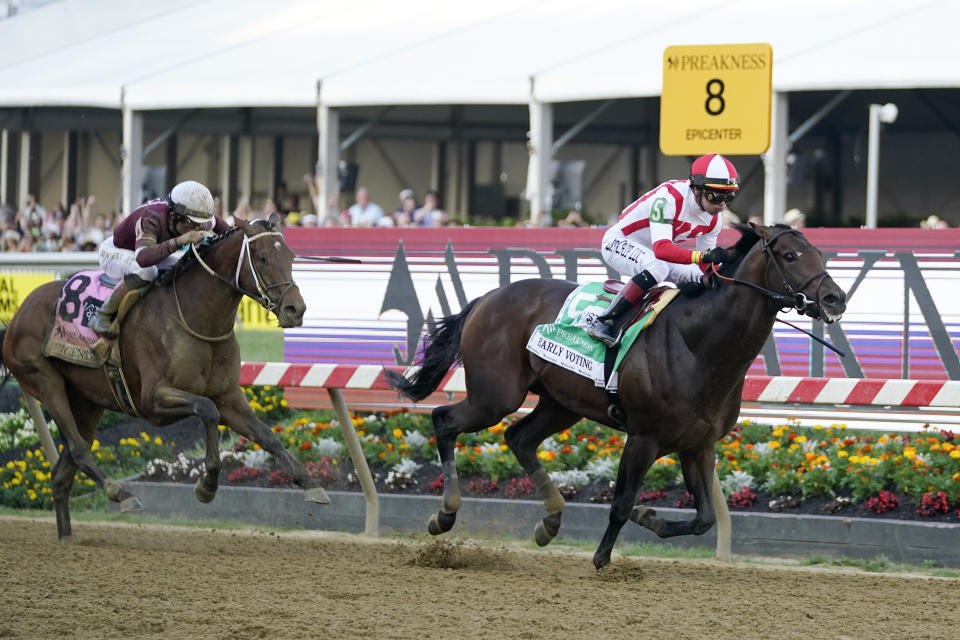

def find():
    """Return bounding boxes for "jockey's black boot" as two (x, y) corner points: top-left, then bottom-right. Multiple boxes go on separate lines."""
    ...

(89, 274), (150, 339)
(585, 270), (658, 347)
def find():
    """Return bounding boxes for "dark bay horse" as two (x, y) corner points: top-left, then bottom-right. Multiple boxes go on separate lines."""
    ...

(387, 223), (846, 568)
(0, 213), (330, 541)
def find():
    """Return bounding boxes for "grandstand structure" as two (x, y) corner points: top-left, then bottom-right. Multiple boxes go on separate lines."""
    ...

(0, 0), (956, 227)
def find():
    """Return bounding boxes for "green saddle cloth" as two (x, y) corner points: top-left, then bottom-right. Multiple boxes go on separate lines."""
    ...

(526, 281), (679, 389)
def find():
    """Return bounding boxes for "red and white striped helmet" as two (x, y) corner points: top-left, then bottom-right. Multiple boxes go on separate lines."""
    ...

(689, 154), (739, 190)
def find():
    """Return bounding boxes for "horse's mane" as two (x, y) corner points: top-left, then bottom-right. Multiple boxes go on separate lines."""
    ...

(153, 226), (241, 288)
(152, 219), (274, 288)
(677, 223), (767, 297)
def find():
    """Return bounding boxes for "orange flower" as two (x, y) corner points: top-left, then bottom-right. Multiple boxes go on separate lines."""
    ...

(299, 442), (312, 451)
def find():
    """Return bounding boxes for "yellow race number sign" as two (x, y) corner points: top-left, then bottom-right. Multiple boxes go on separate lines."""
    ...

(0, 271), (56, 323)
(660, 43), (773, 155)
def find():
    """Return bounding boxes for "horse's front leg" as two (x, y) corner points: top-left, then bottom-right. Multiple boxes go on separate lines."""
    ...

(152, 385), (223, 503)
(593, 435), (658, 570)
(630, 447), (717, 538)
(215, 386), (330, 504)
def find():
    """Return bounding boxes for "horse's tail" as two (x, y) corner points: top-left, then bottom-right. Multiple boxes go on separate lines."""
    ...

(385, 298), (480, 402)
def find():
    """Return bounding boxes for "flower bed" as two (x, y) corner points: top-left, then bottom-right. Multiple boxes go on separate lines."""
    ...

(2, 386), (960, 523)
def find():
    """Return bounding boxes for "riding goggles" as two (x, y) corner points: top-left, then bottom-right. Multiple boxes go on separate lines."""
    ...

(703, 189), (738, 204)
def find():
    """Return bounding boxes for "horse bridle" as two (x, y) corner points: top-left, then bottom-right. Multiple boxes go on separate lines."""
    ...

(172, 228), (296, 341)
(713, 227), (831, 322)
(191, 228), (297, 315)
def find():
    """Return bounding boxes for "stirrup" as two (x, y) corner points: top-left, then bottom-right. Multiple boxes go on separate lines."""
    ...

(585, 322), (622, 348)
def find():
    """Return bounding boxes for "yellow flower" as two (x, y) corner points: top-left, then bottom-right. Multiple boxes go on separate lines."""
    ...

(500, 444), (509, 452)
(91, 440), (100, 451)
(878, 435), (889, 444)
(393, 429), (403, 438)
(141, 432), (150, 441)
(25, 450), (32, 459)
(218, 424), (226, 431)
(950, 450), (960, 459)
(538, 450), (557, 461)
(837, 450), (849, 458)
(5, 461), (12, 469)
(903, 446), (917, 460)
(27, 490), (37, 501)
(795, 435), (807, 443)
(768, 441), (781, 449)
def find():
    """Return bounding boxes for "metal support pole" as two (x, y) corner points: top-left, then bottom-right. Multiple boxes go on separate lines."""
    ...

(865, 102), (898, 229)
(0, 129), (8, 206)
(762, 92), (788, 225)
(25, 393), (58, 466)
(316, 81), (340, 220)
(328, 387), (379, 537)
(866, 105), (881, 229)
(526, 77), (553, 226)
(121, 94), (144, 215)
(712, 469), (731, 562)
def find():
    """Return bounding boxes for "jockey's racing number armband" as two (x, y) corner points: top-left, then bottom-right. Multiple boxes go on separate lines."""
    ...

(650, 197), (672, 224)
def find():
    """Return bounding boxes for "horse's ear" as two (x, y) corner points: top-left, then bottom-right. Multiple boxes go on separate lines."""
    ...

(268, 212), (282, 230)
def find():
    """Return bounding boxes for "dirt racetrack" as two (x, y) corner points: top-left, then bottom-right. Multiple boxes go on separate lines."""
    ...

(0, 516), (957, 640)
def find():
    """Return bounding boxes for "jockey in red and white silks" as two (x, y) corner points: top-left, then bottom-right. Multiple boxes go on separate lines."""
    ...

(602, 178), (721, 285)
(586, 153), (740, 347)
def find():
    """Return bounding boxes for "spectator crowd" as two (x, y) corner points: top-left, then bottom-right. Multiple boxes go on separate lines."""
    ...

(3, 180), (948, 255)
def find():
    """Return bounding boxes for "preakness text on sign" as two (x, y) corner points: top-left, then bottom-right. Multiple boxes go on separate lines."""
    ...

(659, 43), (773, 155)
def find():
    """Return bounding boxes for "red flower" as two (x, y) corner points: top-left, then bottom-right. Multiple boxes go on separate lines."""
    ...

(299, 442), (312, 451)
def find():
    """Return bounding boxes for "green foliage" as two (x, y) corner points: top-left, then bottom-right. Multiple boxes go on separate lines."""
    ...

(800, 466), (835, 499)
(642, 458), (681, 491)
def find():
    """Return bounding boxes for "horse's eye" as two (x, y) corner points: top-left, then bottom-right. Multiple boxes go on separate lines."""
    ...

(257, 253), (268, 265)
(784, 251), (798, 262)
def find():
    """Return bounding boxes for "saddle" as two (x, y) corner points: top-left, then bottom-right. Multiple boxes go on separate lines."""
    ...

(601, 279), (677, 330)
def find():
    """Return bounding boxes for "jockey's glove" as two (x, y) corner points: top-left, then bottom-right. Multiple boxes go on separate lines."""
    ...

(699, 248), (729, 264)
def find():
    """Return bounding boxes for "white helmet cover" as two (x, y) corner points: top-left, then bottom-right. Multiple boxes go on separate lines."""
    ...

(168, 180), (215, 223)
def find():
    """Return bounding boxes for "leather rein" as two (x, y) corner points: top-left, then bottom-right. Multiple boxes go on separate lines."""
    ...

(172, 229), (296, 342)
(709, 228), (845, 357)
(710, 227), (829, 320)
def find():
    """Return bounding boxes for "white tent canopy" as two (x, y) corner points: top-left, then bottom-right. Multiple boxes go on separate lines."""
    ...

(0, 0), (954, 110)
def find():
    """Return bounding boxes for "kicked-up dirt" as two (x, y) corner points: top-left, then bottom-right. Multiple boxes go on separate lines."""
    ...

(0, 516), (957, 639)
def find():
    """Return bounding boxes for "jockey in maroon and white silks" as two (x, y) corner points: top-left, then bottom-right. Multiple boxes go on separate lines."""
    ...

(90, 180), (229, 338)
(586, 153), (740, 347)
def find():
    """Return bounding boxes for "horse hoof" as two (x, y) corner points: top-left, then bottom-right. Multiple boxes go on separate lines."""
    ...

(593, 551), (611, 570)
(119, 496), (143, 513)
(534, 512), (562, 547)
(303, 487), (331, 505)
(533, 520), (555, 547)
(427, 511), (456, 535)
(194, 478), (217, 503)
(630, 505), (656, 525)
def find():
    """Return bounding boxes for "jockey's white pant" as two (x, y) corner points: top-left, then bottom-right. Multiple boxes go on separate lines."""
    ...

(600, 230), (703, 285)
(99, 236), (183, 282)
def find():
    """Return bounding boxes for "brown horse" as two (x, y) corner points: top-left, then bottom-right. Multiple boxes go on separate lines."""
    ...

(0, 213), (330, 541)
(387, 223), (846, 568)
